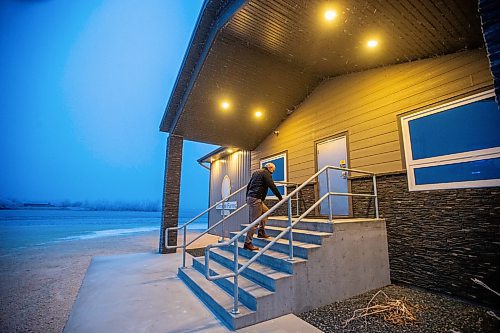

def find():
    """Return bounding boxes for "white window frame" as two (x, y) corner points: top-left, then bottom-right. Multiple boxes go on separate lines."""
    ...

(401, 89), (500, 191)
(260, 152), (287, 199)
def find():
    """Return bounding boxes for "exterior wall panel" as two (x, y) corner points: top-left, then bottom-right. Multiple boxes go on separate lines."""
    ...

(247, 49), (498, 307)
(208, 150), (251, 237)
(251, 50), (493, 181)
(351, 172), (500, 308)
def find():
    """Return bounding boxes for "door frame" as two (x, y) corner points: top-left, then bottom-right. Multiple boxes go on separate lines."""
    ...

(314, 131), (353, 217)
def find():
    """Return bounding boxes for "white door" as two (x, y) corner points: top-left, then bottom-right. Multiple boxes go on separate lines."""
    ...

(317, 136), (349, 216)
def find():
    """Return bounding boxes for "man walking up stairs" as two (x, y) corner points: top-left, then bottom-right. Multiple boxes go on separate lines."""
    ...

(244, 163), (283, 251)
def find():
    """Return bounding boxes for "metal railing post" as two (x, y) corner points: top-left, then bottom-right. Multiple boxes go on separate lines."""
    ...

(220, 198), (227, 242)
(182, 227), (187, 268)
(326, 168), (333, 223)
(373, 174), (379, 219)
(295, 185), (299, 216)
(232, 242), (240, 314)
(287, 197), (294, 261)
(204, 246), (210, 277)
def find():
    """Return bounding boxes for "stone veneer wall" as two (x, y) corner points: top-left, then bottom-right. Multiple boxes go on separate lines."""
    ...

(159, 135), (183, 254)
(351, 172), (500, 308)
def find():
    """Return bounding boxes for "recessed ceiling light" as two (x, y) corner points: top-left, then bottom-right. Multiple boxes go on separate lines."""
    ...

(255, 111), (263, 118)
(324, 10), (337, 21)
(367, 40), (378, 48)
(220, 101), (230, 110)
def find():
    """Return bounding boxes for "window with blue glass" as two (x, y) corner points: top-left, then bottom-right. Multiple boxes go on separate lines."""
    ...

(401, 90), (500, 191)
(260, 153), (287, 198)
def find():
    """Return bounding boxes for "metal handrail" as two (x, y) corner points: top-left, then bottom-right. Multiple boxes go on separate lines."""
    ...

(275, 181), (300, 185)
(165, 184), (248, 267)
(165, 180), (303, 268)
(275, 181), (301, 216)
(203, 165), (378, 314)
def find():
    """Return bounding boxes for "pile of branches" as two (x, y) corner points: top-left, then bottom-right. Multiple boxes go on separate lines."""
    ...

(343, 290), (419, 327)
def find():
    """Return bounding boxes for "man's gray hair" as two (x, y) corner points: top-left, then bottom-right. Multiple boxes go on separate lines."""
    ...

(264, 162), (276, 170)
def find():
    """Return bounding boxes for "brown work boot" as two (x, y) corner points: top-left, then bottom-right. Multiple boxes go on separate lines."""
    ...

(244, 243), (259, 251)
(257, 229), (271, 239)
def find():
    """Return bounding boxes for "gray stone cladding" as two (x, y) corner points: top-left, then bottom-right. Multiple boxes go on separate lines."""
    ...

(159, 135), (183, 254)
(351, 172), (500, 309)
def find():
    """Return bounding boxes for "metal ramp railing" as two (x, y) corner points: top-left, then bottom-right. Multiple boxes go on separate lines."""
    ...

(165, 184), (248, 268)
(165, 180), (301, 267)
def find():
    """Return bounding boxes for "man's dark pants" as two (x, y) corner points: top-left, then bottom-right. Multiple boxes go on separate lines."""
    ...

(245, 196), (269, 244)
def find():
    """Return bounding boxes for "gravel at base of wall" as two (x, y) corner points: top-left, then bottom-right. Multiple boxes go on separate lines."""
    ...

(298, 284), (499, 333)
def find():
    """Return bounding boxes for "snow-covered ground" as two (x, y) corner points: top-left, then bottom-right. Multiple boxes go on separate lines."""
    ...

(0, 209), (207, 251)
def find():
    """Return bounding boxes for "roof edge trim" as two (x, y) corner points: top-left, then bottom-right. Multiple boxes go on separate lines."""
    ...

(197, 146), (227, 163)
(160, 0), (248, 133)
(159, 0), (210, 132)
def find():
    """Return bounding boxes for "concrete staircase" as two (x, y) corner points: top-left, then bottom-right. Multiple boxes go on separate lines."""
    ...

(178, 216), (391, 330)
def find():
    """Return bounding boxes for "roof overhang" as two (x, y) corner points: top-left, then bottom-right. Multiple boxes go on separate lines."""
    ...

(161, 0), (486, 150)
(197, 146), (241, 164)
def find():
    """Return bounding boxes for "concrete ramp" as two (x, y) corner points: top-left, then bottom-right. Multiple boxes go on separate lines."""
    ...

(63, 251), (321, 333)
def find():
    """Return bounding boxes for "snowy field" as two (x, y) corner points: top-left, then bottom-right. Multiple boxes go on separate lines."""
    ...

(0, 209), (207, 251)
(0, 208), (207, 333)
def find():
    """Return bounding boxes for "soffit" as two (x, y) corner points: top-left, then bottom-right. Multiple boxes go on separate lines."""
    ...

(226, 0), (483, 76)
(169, 0), (484, 150)
(173, 32), (321, 149)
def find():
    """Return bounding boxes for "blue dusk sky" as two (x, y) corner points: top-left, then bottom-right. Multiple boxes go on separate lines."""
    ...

(0, 0), (217, 210)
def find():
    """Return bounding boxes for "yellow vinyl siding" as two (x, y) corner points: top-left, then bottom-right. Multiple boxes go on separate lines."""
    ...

(350, 141), (401, 161)
(251, 50), (493, 183)
(350, 132), (400, 152)
(351, 151), (403, 168)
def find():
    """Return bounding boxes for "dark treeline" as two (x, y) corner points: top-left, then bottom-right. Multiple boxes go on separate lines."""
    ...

(0, 198), (161, 212)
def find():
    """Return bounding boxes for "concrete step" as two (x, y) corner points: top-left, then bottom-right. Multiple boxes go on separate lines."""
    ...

(222, 243), (307, 274)
(266, 217), (334, 233)
(230, 231), (321, 259)
(241, 224), (332, 245)
(192, 257), (274, 311)
(208, 247), (291, 292)
(178, 266), (256, 330)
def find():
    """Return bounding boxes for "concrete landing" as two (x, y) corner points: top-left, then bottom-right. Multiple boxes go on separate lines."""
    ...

(182, 231), (220, 249)
(63, 251), (322, 333)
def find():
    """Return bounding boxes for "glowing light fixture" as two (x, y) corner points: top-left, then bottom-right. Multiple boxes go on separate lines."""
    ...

(227, 148), (234, 153)
(255, 111), (263, 118)
(324, 10), (337, 21)
(367, 40), (379, 48)
(220, 100), (230, 110)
